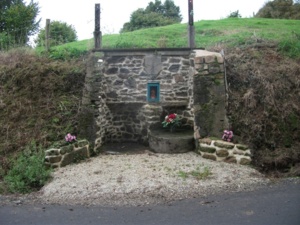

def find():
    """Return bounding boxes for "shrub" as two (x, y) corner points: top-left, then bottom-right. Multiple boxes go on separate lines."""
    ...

(4, 142), (51, 193)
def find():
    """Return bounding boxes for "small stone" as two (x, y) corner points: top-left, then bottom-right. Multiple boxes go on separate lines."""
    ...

(45, 149), (60, 156)
(13, 200), (22, 205)
(194, 56), (204, 64)
(202, 154), (217, 161)
(236, 144), (249, 151)
(239, 158), (251, 165)
(214, 141), (235, 149)
(117, 176), (123, 183)
(46, 156), (62, 164)
(199, 138), (212, 145)
(224, 156), (237, 164)
(204, 55), (217, 64)
(216, 149), (229, 157)
(199, 146), (216, 154)
(75, 140), (89, 148)
(233, 149), (246, 155)
(60, 145), (74, 155)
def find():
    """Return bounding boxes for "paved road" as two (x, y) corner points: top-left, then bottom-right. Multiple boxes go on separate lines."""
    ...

(1, 179), (299, 225)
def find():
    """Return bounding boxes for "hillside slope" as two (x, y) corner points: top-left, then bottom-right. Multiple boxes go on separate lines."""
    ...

(0, 49), (86, 177)
(224, 43), (300, 175)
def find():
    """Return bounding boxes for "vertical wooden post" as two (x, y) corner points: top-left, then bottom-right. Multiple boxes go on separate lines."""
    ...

(45, 19), (50, 51)
(188, 0), (195, 48)
(94, 4), (102, 49)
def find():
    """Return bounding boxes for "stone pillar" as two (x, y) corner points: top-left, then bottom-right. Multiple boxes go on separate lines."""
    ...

(193, 50), (228, 138)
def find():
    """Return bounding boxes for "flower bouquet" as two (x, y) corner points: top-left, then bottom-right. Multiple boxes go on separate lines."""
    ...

(162, 113), (181, 132)
(65, 133), (77, 143)
(222, 130), (233, 142)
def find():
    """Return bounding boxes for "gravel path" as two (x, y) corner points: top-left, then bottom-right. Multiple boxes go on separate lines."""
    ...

(37, 151), (268, 206)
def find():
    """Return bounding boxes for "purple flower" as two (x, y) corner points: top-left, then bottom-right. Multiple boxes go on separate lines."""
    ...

(65, 133), (76, 142)
(222, 130), (233, 142)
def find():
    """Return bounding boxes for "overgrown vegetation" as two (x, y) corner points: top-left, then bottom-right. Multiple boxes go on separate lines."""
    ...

(225, 43), (300, 176)
(4, 142), (51, 193)
(0, 48), (86, 165)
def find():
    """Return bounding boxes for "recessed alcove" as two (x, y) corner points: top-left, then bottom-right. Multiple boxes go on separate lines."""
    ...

(82, 48), (227, 153)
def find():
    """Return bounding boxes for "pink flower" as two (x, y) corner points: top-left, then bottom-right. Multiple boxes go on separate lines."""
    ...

(222, 130), (233, 142)
(65, 133), (76, 142)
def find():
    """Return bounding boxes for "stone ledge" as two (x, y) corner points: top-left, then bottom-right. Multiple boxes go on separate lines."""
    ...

(149, 129), (194, 153)
(197, 138), (252, 165)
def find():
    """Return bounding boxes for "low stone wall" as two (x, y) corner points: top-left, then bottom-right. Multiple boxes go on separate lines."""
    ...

(45, 140), (90, 168)
(198, 138), (252, 165)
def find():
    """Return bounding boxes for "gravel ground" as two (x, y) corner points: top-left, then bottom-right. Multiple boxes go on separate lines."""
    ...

(36, 150), (269, 206)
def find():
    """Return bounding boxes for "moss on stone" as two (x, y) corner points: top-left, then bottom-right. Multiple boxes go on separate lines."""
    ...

(199, 146), (216, 153)
(216, 149), (229, 157)
(236, 144), (248, 151)
(202, 153), (217, 161)
(199, 138), (212, 145)
(239, 158), (251, 165)
(60, 145), (74, 155)
(45, 149), (60, 156)
(214, 141), (234, 149)
(75, 140), (89, 148)
(224, 156), (237, 164)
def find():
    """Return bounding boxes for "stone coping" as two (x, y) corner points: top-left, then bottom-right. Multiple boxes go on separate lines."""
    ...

(106, 101), (189, 106)
(93, 48), (205, 56)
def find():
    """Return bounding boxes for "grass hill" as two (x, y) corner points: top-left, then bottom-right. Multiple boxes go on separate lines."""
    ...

(44, 18), (300, 58)
(1, 18), (299, 193)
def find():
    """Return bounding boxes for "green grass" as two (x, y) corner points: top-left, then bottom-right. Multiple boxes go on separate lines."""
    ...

(37, 18), (300, 58)
(178, 165), (212, 180)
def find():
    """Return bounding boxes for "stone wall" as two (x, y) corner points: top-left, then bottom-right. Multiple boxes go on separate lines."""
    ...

(83, 49), (196, 152)
(45, 140), (90, 168)
(82, 49), (230, 153)
(198, 138), (252, 165)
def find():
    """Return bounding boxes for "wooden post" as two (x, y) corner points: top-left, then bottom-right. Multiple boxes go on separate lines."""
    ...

(45, 19), (50, 51)
(94, 4), (102, 49)
(188, 0), (195, 48)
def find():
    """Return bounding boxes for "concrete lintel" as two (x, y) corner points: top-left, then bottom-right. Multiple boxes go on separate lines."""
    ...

(93, 48), (204, 57)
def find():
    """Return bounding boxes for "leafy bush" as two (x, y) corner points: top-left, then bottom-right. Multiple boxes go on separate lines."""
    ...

(4, 143), (51, 193)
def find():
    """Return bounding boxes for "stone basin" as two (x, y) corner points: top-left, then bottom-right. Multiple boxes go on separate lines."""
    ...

(148, 129), (195, 153)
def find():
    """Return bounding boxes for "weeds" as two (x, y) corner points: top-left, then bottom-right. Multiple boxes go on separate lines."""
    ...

(178, 165), (212, 180)
(4, 142), (52, 193)
(0, 49), (85, 156)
